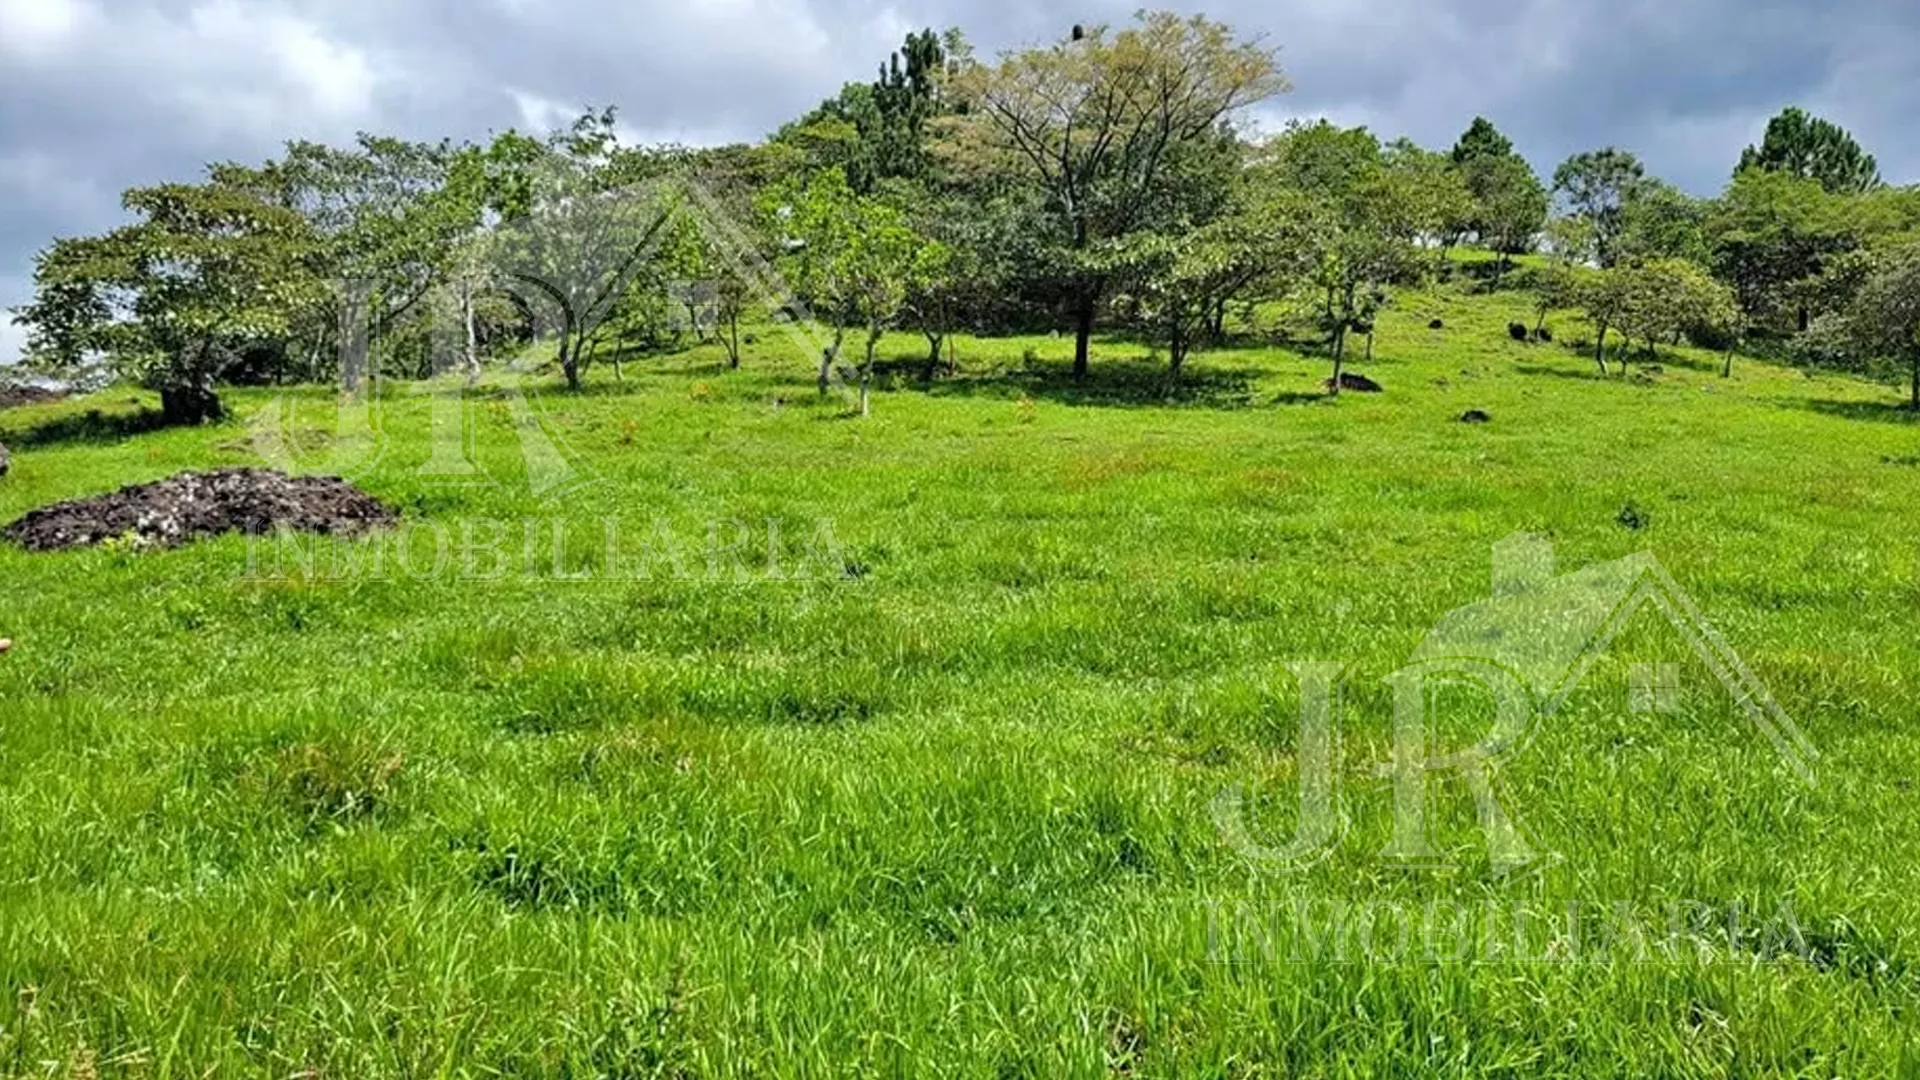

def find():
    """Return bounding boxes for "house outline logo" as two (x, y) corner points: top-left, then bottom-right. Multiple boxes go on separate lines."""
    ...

(1213, 534), (1818, 875)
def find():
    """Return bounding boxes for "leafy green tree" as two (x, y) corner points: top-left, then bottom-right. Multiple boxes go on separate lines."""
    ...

(496, 111), (679, 391)
(1105, 185), (1313, 383)
(1618, 180), (1708, 264)
(1264, 122), (1423, 394)
(1470, 154), (1550, 277)
(1738, 107), (1883, 196)
(1450, 117), (1516, 167)
(1706, 168), (1857, 335)
(1613, 258), (1738, 372)
(268, 135), (470, 394)
(1802, 241), (1920, 408)
(771, 169), (947, 415)
(939, 10), (1287, 377)
(15, 179), (319, 423)
(1382, 139), (1475, 264)
(1552, 148), (1646, 267)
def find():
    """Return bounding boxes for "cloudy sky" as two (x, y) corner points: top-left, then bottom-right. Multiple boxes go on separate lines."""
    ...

(4, 0), (1917, 364)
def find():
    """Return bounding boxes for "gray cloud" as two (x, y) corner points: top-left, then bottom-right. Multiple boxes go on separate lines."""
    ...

(5, 0), (1917, 363)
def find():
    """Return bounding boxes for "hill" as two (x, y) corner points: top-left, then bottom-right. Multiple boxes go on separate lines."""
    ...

(1, 274), (1917, 1075)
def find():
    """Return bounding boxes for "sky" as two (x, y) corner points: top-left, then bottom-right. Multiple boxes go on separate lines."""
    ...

(4, 0), (1918, 365)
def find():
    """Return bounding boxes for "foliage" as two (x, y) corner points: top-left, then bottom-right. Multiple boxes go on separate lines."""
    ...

(938, 10), (1287, 375)
(14, 177), (319, 422)
(1738, 106), (1883, 196)
(1801, 240), (1920, 407)
(1552, 148), (1647, 268)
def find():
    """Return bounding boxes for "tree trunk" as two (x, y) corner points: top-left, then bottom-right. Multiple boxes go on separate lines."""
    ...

(923, 331), (944, 382)
(462, 283), (480, 386)
(1365, 331), (1375, 365)
(560, 336), (581, 392)
(1911, 353), (1919, 411)
(860, 331), (880, 418)
(725, 311), (741, 370)
(1594, 324), (1610, 376)
(1798, 305), (1810, 333)
(1329, 325), (1347, 397)
(1072, 294), (1095, 378)
(339, 292), (371, 397)
(1722, 340), (1736, 379)
(159, 383), (225, 426)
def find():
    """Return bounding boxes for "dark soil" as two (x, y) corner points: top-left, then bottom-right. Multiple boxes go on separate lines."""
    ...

(3, 468), (397, 552)
(0, 387), (67, 410)
(1325, 372), (1384, 393)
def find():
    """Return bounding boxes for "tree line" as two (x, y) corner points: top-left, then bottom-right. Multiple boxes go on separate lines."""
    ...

(13, 11), (1920, 422)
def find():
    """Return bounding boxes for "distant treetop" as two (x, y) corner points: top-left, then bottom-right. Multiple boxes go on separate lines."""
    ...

(1738, 107), (1883, 196)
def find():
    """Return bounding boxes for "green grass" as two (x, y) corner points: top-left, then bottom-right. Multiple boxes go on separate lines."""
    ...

(3, 267), (1920, 1076)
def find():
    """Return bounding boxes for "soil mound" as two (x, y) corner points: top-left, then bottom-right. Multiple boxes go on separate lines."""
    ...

(4, 468), (397, 552)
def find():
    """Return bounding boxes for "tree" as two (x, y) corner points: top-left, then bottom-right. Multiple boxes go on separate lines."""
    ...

(1705, 168), (1857, 336)
(1574, 265), (1631, 375)
(1612, 258), (1737, 374)
(1382, 139), (1475, 265)
(1802, 241), (1920, 409)
(1552, 148), (1646, 268)
(772, 169), (946, 416)
(1618, 180), (1708, 264)
(1469, 154), (1549, 277)
(1450, 117), (1516, 168)
(495, 111), (678, 391)
(1105, 185), (1313, 384)
(1263, 123), (1424, 394)
(268, 135), (470, 395)
(939, 11), (1287, 377)
(1738, 107), (1883, 196)
(14, 179), (318, 423)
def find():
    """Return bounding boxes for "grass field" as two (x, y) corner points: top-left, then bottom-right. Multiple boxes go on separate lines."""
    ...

(3, 268), (1919, 1076)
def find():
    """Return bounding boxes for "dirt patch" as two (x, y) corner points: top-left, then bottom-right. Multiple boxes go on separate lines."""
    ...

(0, 387), (67, 410)
(3, 468), (397, 552)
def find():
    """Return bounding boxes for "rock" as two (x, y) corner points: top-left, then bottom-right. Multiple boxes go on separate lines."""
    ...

(1617, 503), (1649, 531)
(1534, 326), (1554, 343)
(1428, 319), (1445, 330)
(0, 387), (65, 410)
(0, 639), (11, 655)
(1458, 409), (1492, 424)
(1324, 372), (1384, 393)
(3, 468), (398, 552)
(1508, 322), (1530, 342)
(0, 443), (9, 479)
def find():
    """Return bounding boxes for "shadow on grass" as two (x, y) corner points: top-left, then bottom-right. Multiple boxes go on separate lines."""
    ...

(1792, 398), (1920, 425)
(922, 356), (1265, 410)
(0, 406), (172, 448)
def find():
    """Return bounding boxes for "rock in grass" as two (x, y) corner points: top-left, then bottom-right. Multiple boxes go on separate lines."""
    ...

(1508, 322), (1530, 342)
(3, 468), (397, 552)
(1325, 372), (1384, 393)
(0, 639), (11, 655)
(0, 443), (9, 479)
(1616, 502), (1649, 531)
(1459, 409), (1492, 424)
(1429, 319), (1445, 330)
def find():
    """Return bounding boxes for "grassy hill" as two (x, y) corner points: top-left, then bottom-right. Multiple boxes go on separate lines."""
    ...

(2, 270), (1918, 1075)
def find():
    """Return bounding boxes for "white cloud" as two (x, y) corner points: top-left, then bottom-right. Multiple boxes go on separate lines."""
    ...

(0, 0), (92, 57)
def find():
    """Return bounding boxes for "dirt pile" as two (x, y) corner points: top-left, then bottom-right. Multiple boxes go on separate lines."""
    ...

(3, 468), (397, 552)
(0, 387), (67, 410)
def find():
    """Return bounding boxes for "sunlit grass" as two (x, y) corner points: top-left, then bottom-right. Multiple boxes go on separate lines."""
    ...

(1, 265), (1917, 1075)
